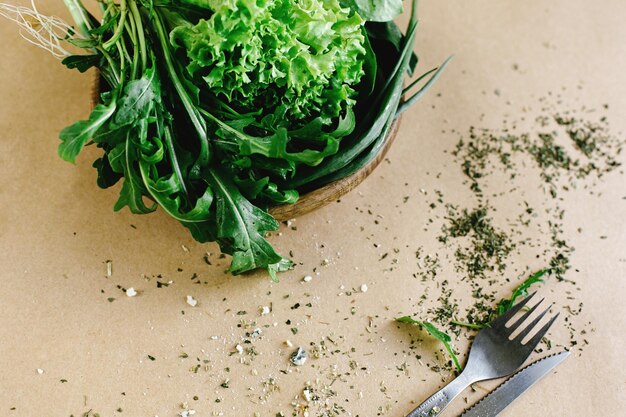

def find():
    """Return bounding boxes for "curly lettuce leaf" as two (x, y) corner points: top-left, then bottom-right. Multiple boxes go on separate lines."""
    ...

(341, 0), (403, 22)
(170, 0), (366, 129)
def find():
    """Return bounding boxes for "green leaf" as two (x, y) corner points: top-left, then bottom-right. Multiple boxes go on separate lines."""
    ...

(284, 1), (420, 189)
(93, 152), (122, 189)
(202, 109), (341, 167)
(204, 168), (284, 275)
(496, 269), (547, 315)
(341, 0), (403, 22)
(396, 317), (462, 372)
(113, 134), (157, 214)
(170, 0), (366, 129)
(61, 54), (101, 73)
(114, 67), (160, 127)
(140, 160), (216, 241)
(451, 268), (548, 330)
(268, 258), (294, 283)
(397, 56), (454, 117)
(58, 100), (117, 163)
(366, 21), (403, 50)
(366, 21), (418, 76)
(359, 33), (377, 98)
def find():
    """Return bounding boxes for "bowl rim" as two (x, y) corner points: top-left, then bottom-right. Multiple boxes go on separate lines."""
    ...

(268, 116), (401, 220)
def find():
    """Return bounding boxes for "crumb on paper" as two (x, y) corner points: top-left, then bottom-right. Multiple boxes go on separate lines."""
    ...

(106, 260), (112, 277)
(36, 368), (44, 375)
(302, 275), (313, 282)
(126, 287), (137, 297)
(290, 347), (307, 366)
(186, 295), (197, 307)
(260, 305), (271, 315)
(179, 403), (195, 417)
(360, 283), (368, 293)
(303, 387), (312, 402)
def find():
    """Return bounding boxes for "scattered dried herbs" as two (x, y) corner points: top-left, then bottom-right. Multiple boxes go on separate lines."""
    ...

(396, 317), (462, 373)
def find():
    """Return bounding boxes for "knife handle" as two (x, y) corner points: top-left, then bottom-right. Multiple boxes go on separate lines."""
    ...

(405, 372), (471, 417)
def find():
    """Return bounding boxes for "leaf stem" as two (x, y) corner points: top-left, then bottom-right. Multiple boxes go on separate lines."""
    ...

(102, 0), (127, 51)
(148, 7), (209, 169)
(128, 0), (147, 72)
(62, 0), (94, 38)
(450, 320), (486, 330)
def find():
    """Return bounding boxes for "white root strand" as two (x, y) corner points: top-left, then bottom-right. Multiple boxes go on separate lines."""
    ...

(0, 0), (81, 59)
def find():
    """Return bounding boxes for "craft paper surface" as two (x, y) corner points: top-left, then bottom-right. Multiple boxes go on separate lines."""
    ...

(0, 1), (625, 416)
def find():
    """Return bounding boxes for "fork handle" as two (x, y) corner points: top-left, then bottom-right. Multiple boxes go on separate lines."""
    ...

(405, 372), (472, 417)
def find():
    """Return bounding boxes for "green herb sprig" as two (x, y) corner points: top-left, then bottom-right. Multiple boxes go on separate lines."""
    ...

(396, 316), (462, 373)
(451, 268), (548, 330)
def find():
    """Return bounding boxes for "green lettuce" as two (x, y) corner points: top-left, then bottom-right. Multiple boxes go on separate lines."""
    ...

(170, 0), (366, 129)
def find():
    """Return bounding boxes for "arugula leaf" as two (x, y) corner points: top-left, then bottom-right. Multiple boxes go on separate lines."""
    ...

(113, 66), (160, 127)
(93, 151), (122, 189)
(204, 168), (284, 275)
(233, 174), (299, 205)
(451, 268), (548, 329)
(396, 316), (463, 373)
(495, 268), (548, 315)
(140, 161), (216, 240)
(61, 54), (101, 73)
(268, 258), (295, 283)
(201, 109), (342, 167)
(58, 99), (117, 163)
(341, 0), (403, 22)
(113, 132), (157, 214)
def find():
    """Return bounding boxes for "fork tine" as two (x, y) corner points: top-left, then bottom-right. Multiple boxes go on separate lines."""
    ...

(512, 305), (551, 342)
(506, 298), (545, 334)
(523, 313), (560, 349)
(490, 292), (537, 328)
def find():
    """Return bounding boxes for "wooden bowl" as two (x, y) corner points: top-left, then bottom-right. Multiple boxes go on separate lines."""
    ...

(268, 117), (400, 220)
(92, 75), (401, 221)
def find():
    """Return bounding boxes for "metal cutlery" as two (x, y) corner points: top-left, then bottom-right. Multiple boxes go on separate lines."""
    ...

(406, 292), (559, 417)
(461, 350), (570, 417)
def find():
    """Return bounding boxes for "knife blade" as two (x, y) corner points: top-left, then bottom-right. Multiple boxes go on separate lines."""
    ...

(460, 350), (570, 417)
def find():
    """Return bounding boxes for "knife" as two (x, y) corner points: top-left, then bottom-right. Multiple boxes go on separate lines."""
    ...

(460, 350), (570, 417)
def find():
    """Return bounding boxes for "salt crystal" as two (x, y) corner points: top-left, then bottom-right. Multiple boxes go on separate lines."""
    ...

(303, 387), (312, 402)
(186, 295), (198, 307)
(290, 347), (307, 366)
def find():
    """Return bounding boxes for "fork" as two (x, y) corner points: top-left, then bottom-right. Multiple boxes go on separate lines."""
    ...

(406, 292), (559, 417)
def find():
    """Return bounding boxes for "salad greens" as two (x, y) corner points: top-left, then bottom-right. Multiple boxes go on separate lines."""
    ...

(2, 0), (445, 276)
